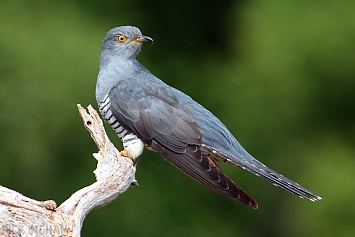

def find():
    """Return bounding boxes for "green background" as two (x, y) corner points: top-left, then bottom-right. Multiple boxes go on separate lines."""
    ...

(1, 0), (354, 236)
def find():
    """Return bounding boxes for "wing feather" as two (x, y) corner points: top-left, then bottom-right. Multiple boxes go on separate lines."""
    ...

(150, 141), (257, 208)
(108, 78), (257, 208)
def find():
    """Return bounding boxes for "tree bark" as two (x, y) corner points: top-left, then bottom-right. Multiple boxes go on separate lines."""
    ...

(0, 104), (137, 237)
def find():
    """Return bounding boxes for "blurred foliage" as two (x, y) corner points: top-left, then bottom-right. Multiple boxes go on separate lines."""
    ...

(1, 0), (355, 236)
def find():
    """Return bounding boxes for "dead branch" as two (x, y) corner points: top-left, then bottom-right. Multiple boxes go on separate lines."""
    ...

(0, 104), (136, 237)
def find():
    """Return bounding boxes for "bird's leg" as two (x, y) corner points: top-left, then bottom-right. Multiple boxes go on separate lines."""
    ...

(120, 150), (139, 166)
(120, 137), (144, 166)
(120, 150), (129, 157)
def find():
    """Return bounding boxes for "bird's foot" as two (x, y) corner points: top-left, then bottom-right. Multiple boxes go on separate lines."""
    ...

(120, 150), (139, 166)
(120, 150), (130, 157)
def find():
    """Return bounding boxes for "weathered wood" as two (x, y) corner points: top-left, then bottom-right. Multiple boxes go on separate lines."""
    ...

(0, 104), (136, 237)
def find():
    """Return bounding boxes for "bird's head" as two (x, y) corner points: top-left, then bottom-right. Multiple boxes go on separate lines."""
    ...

(101, 26), (153, 59)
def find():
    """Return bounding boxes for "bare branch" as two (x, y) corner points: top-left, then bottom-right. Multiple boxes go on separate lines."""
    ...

(0, 104), (136, 237)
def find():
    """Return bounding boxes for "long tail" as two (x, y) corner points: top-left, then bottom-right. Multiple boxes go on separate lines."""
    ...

(215, 150), (322, 201)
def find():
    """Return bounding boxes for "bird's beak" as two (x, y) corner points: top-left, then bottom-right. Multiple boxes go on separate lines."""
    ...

(130, 35), (154, 44)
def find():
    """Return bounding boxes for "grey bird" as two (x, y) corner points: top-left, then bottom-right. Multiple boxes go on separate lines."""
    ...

(96, 26), (321, 208)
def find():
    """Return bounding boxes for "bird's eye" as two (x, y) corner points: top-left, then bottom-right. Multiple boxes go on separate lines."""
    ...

(116, 35), (127, 43)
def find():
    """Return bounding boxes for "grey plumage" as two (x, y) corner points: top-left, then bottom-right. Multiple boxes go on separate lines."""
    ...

(96, 26), (321, 208)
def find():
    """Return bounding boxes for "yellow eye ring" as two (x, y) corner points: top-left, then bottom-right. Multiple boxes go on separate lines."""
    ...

(116, 35), (127, 43)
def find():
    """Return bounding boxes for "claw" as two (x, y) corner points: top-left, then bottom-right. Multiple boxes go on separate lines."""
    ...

(120, 150), (139, 165)
(120, 150), (129, 157)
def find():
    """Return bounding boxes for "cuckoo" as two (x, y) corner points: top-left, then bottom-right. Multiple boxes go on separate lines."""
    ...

(95, 26), (321, 208)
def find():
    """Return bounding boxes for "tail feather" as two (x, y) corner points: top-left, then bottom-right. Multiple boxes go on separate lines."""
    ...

(208, 148), (321, 201)
(243, 161), (321, 201)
